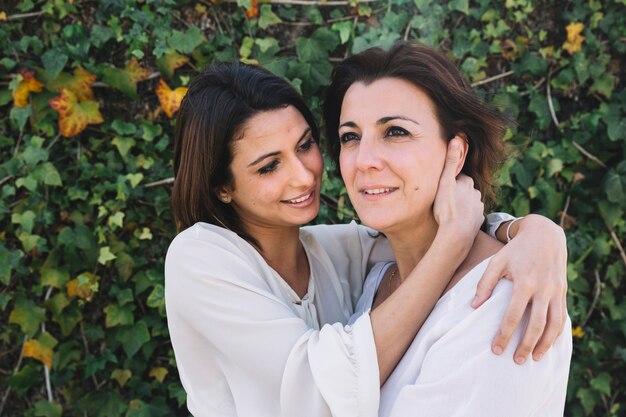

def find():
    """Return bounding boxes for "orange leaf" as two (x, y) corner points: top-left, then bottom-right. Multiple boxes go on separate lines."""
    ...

(126, 58), (151, 83)
(245, 0), (259, 18)
(23, 339), (53, 369)
(49, 89), (104, 137)
(12, 68), (44, 108)
(563, 22), (585, 55)
(65, 272), (99, 301)
(155, 79), (187, 118)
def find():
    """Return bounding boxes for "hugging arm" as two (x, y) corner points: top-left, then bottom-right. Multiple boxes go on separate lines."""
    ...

(474, 214), (568, 363)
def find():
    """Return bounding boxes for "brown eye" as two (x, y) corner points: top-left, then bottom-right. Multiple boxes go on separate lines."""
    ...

(258, 160), (279, 175)
(385, 126), (409, 137)
(340, 132), (359, 144)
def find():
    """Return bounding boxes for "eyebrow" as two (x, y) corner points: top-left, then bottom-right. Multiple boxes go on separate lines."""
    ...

(339, 116), (420, 129)
(247, 127), (312, 167)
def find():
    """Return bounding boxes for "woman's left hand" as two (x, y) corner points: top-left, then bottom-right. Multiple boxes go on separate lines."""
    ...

(472, 214), (568, 364)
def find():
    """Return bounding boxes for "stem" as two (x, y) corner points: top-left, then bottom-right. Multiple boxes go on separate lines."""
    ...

(471, 70), (514, 88)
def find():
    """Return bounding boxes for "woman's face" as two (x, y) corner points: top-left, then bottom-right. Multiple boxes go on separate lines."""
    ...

(338, 77), (448, 234)
(221, 105), (323, 233)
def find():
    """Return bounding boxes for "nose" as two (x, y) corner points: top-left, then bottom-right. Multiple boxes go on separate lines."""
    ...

(355, 136), (384, 172)
(288, 156), (315, 189)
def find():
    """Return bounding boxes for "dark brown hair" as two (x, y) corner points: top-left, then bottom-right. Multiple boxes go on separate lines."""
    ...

(171, 62), (319, 241)
(323, 42), (511, 209)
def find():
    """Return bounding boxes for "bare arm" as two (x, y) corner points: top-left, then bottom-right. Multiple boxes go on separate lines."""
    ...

(474, 214), (568, 363)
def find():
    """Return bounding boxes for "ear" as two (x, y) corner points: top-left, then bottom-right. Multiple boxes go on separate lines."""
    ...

(450, 134), (469, 177)
(215, 185), (233, 204)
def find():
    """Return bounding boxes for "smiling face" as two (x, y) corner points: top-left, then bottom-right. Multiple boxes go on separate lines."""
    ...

(219, 105), (323, 235)
(338, 77), (451, 234)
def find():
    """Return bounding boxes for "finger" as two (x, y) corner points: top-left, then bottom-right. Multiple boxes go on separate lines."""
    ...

(513, 297), (548, 364)
(492, 288), (528, 356)
(532, 302), (563, 361)
(472, 256), (504, 308)
(442, 138), (462, 179)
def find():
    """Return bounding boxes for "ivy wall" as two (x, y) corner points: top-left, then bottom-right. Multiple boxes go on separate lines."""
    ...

(0, 0), (625, 416)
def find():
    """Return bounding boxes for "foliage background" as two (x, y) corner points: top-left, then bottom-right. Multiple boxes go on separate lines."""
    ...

(1, 0), (625, 415)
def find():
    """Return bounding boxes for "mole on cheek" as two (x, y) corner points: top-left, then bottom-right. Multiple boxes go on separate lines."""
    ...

(414, 186), (419, 191)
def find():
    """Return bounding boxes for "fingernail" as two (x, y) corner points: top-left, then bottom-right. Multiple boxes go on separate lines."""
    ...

(533, 353), (543, 361)
(471, 295), (479, 308)
(492, 345), (503, 355)
(515, 355), (526, 365)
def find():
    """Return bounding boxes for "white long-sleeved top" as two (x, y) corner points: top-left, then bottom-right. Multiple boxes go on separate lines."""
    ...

(164, 215), (513, 417)
(351, 259), (573, 417)
(165, 222), (393, 417)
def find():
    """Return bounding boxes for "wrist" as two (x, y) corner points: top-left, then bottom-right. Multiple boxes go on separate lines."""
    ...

(514, 214), (566, 243)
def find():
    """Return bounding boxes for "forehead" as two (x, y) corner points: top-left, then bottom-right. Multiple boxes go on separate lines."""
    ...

(233, 106), (309, 153)
(340, 77), (437, 121)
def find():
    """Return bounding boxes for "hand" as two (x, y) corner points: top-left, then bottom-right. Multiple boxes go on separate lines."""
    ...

(433, 138), (484, 242)
(473, 214), (568, 364)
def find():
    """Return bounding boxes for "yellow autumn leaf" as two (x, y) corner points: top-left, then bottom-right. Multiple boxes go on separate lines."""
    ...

(23, 339), (53, 369)
(0, 11), (7, 21)
(66, 272), (99, 301)
(111, 369), (132, 387)
(563, 22), (585, 55)
(48, 67), (97, 101)
(126, 58), (152, 83)
(49, 89), (104, 137)
(12, 68), (44, 108)
(572, 326), (585, 338)
(149, 367), (168, 383)
(245, 0), (259, 18)
(155, 79), (187, 118)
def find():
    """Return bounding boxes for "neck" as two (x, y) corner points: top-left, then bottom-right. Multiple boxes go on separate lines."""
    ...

(246, 224), (310, 297)
(384, 215), (439, 281)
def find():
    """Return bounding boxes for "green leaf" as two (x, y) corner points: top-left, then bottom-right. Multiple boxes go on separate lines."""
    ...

(18, 232), (41, 252)
(259, 5), (282, 29)
(4, 363), (41, 396)
(598, 200), (623, 228)
(54, 303), (82, 336)
(591, 372), (612, 396)
(108, 212), (125, 229)
(34, 400), (62, 417)
(12, 210), (36, 233)
(41, 49), (68, 80)
(10, 106), (32, 131)
(239, 37), (254, 60)
(43, 293), (70, 317)
(34, 162), (63, 186)
(9, 301), (45, 337)
(117, 321), (150, 357)
(0, 245), (13, 285)
(102, 66), (137, 99)
(146, 284), (165, 310)
(448, 0), (469, 14)
(104, 304), (135, 328)
(332, 21), (353, 45)
(590, 73), (615, 99)
(112, 136), (136, 159)
(98, 246), (117, 265)
(41, 268), (70, 288)
(168, 26), (206, 54)
(605, 171), (625, 203)
(126, 173), (143, 188)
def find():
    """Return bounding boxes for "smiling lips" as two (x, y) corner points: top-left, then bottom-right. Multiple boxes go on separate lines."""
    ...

(360, 187), (398, 199)
(281, 189), (316, 207)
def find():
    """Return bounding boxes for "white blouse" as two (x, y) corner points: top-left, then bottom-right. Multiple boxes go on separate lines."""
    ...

(352, 259), (572, 417)
(165, 221), (393, 417)
(164, 215), (512, 417)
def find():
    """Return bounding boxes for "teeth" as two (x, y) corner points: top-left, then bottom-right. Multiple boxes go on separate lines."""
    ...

(363, 188), (393, 195)
(286, 193), (311, 203)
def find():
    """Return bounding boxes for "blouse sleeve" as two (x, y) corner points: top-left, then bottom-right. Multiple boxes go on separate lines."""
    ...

(386, 281), (572, 417)
(165, 228), (379, 417)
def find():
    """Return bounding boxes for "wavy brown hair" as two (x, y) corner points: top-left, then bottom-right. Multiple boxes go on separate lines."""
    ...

(323, 42), (512, 209)
(171, 62), (319, 243)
